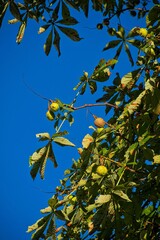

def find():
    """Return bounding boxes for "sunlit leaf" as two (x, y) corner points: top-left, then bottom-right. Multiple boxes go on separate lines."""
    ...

(30, 147), (47, 166)
(53, 137), (75, 147)
(95, 194), (111, 205)
(40, 206), (52, 214)
(153, 155), (160, 164)
(38, 25), (50, 34)
(82, 134), (94, 149)
(113, 190), (132, 202)
(121, 68), (141, 89)
(36, 132), (50, 141)
(16, 22), (26, 43)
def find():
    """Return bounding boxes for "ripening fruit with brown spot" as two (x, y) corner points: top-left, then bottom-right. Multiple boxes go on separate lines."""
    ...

(94, 117), (105, 128)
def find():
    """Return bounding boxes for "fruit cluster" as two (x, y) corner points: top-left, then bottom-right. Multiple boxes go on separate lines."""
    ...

(46, 102), (59, 121)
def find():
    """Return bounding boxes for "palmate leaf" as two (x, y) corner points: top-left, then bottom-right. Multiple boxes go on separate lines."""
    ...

(57, 26), (82, 41)
(43, 28), (53, 56)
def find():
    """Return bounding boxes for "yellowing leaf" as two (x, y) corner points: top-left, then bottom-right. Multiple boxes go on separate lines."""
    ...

(82, 134), (94, 148)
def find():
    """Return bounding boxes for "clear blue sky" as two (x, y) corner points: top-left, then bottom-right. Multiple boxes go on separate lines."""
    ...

(0, 5), (146, 239)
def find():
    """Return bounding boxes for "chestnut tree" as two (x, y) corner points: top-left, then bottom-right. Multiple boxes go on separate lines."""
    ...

(1, 0), (160, 239)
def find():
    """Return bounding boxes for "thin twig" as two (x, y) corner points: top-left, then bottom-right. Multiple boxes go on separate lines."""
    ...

(73, 102), (118, 110)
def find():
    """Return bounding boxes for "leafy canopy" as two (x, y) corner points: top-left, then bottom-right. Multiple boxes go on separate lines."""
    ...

(1, 0), (160, 239)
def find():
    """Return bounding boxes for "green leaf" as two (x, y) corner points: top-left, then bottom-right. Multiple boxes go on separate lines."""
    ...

(56, 17), (78, 26)
(62, 1), (70, 18)
(91, 59), (111, 82)
(48, 196), (58, 208)
(124, 43), (134, 66)
(113, 190), (132, 202)
(127, 39), (142, 48)
(30, 161), (42, 180)
(53, 137), (75, 147)
(146, 5), (160, 27)
(88, 80), (97, 94)
(44, 28), (53, 56)
(0, 2), (9, 27)
(52, 1), (60, 21)
(48, 143), (58, 168)
(9, 1), (22, 21)
(16, 22), (26, 43)
(103, 40), (122, 51)
(36, 132), (51, 141)
(57, 26), (82, 41)
(54, 210), (69, 221)
(53, 27), (61, 56)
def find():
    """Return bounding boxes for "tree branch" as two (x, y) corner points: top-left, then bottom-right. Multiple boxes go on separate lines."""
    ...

(73, 102), (118, 110)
